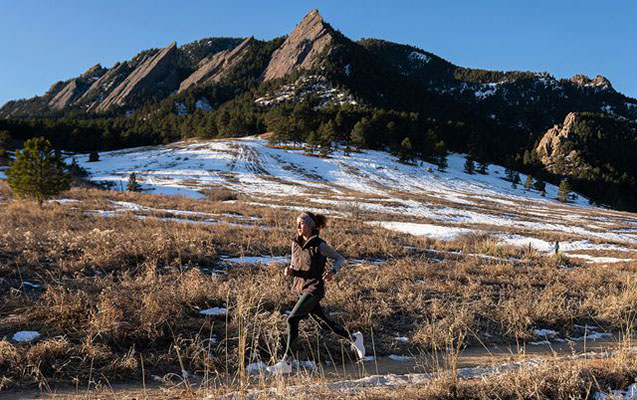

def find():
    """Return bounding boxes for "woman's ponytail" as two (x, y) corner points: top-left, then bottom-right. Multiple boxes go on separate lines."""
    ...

(304, 211), (327, 230)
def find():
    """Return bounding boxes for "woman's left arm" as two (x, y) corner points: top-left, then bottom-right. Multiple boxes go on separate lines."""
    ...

(319, 242), (345, 274)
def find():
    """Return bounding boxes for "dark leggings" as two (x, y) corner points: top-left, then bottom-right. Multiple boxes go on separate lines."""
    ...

(284, 293), (351, 357)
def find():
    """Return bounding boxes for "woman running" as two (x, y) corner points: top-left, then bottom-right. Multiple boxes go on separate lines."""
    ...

(268, 211), (365, 374)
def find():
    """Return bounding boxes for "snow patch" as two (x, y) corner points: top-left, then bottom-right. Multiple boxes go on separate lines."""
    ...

(195, 98), (213, 112)
(534, 329), (558, 336)
(175, 102), (187, 116)
(388, 354), (412, 361)
(221, 255), (289, 265)
(199, 307), (227, 316)
(474, 83), (499, 99)
(409, 51), (431, 64)
(245, 362), (267, 374)
(12, 331), (40, 342)
(368, 221), (471, 241)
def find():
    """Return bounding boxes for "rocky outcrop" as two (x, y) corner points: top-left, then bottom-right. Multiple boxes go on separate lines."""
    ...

(95, 42), (179, 112)
(48, 64), (107, 110)
(535, 112), (581, 173)
(262, 9), (335, 81)
(179, 37), (254, 93)
(570, 74), (613, 90)
(79, 62), (135, 112)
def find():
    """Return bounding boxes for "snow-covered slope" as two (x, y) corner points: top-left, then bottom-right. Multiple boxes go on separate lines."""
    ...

(74, 136), (573, 202)
(66, 136), (637, 263)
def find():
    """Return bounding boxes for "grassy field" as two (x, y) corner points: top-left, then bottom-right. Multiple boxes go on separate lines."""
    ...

(1, 180), (637, 398)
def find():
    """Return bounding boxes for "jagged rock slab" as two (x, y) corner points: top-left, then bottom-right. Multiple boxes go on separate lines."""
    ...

(179, 37), (254, 92)
(95, 42), (179, 112)
(262, 9), (334, 81)
(48, 64), (106, 110)
(79, 62), (135, 112)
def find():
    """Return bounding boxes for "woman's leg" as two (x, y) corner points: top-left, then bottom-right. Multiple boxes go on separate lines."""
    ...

(284, 293), (320, 358)
(309, 303), (351, 340)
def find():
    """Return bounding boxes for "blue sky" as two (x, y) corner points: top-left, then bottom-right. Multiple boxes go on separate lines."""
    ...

(1, 0), (635, 107)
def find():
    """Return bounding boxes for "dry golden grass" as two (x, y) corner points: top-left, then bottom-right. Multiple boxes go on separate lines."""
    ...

(2, 186), (637, 396)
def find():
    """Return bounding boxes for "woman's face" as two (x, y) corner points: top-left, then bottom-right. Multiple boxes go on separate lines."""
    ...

(297, 217), (313, 237)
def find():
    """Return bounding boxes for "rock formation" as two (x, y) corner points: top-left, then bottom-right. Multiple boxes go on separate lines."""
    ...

(95, 42), (179, 112)
(48, 64), (106, 110)
(262, 9), (334, 81)
(570, 74), (613, 90)
(179, 37), (254, 92)
(79, 62), (135, 112)
(536, 112), (579, 172)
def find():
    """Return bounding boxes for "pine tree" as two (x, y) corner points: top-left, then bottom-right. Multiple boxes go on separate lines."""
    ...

(0, 130), (10, 158)
(510, 172), (521, 189)
(398, 137), (413, 163)
(436, 154), (448, 172)
(350, 118), (368, 149)
(557, 178), (571, 202)
(68, 158), (88, 177)
(127, 172), (141, 192)
(7, 137), (71, 206)
(533, 177), (546, 193)
(504, 168), (514, 182)
(477, 161), (488, 174)
(305, 131), (319, 155)
(318, 121), (336, 144)
(524, 175), (533, 190)
(88, 151), (100, 162)
(464, 155), (475, 174)
(318, 121), (335, 156)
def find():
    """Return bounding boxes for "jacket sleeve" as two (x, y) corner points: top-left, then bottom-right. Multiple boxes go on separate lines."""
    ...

(319, 242), (346, 273)
(289, 242), (301, 277)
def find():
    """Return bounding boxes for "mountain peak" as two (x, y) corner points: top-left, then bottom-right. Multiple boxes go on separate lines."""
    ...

(570, 74), (613, 90)
(262, 9), (334, 81)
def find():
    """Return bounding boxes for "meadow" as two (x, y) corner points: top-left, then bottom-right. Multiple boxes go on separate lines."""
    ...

(1, 180), (637, 399)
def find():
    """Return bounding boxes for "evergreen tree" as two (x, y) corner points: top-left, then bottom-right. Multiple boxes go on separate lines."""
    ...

(265, 106), (293, 144)
(524, 175), (533, 190)
(7, 137), (71, 206)
(533, 177), (546, 193)
(477, 161), (488, 175)
(68, 158), (88, 177)
(88, 151), (100, 162)
(127, 172), (142, 192)
(318, 121), (335, 156)
(398, 137), (413, 163)
(350, 118), (369, 149)
(0, 130), (10, 158)
(305, 131), (319, 155)
(557, 178), (572, 202)
(463, 155), (475, 174)
(436, 154), (448, 172)
(504, 168), (514, 182)
(511, 172), (520, 189)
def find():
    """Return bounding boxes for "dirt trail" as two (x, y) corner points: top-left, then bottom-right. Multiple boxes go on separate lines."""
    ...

(3, 338), (623, 399)
(321, 337), (619, 379)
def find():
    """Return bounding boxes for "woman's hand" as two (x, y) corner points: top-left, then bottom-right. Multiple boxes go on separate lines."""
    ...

(284, 266), (294, 277)
(322, 270), (334, 282)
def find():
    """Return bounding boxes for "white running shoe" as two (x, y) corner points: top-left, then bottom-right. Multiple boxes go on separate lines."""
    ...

(351, 331), (365, 360)
(266, 358), (292, 375)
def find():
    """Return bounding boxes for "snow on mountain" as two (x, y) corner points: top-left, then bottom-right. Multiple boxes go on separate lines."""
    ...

(254, 75), (356, 107)
(68, 136), (637, 263)
(408, 51), (431, 64)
